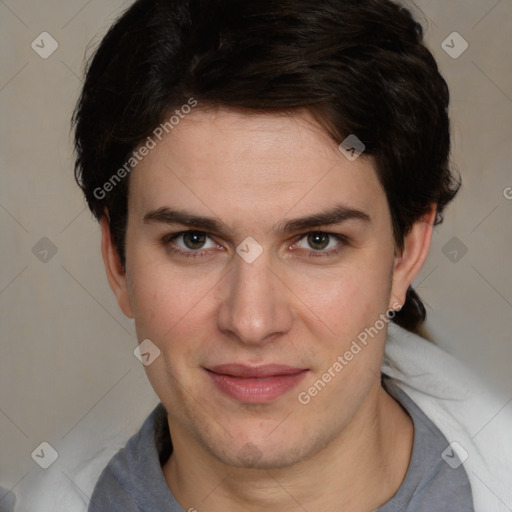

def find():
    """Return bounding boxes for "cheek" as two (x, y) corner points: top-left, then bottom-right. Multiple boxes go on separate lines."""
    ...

(286, 253), (393, 340)
(126, 252), (221, 349)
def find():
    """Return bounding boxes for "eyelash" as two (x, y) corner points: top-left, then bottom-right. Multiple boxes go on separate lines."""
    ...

(161, 231), (350, 259)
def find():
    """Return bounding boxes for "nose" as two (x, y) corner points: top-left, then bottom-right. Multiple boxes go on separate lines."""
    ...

(216, 249), (293, 347)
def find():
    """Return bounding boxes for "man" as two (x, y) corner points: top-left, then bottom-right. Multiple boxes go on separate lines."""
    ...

(70, 0), (511, 511)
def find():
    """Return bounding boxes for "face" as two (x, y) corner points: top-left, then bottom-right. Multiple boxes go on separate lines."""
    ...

(103, 107), (428, 469)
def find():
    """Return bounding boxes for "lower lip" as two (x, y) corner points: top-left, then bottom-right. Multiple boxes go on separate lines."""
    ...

(206, 369), (308, 403)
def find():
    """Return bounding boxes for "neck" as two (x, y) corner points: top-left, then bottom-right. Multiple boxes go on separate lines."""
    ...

(163, 382), (413, 512)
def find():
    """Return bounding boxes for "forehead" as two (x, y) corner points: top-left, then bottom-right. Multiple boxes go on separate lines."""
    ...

(128, 107), (387, 226)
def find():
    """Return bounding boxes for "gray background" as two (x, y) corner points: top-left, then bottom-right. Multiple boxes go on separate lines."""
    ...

(1, 0), (511, 507)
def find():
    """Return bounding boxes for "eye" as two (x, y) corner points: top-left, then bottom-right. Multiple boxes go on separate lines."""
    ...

(165, 231), (218, 251)
(294, 231), (348, 256)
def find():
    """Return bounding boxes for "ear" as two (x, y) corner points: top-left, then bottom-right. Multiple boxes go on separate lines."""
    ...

(100, 213), (134, 319)
(389, 206), (436, 310)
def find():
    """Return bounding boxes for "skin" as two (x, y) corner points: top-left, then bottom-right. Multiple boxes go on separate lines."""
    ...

(101, 107), (436, 511)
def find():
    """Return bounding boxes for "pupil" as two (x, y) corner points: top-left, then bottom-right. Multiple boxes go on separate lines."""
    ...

(308, 232), (329, 250)
(184, 231), (206, 249)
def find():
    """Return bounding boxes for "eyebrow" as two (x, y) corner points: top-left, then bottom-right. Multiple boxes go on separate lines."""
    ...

(143, 204), (371, 234)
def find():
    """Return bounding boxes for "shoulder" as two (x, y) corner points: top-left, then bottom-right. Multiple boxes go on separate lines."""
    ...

(89, 403), (168, 511)
(383, 324), (512, 512)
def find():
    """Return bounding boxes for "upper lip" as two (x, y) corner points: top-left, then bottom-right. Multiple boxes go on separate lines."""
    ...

(206, 364), (307, 378)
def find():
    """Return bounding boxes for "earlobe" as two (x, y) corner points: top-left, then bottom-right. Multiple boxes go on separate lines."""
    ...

(100, 214), (134, 319)
(390, 206), (436, 309)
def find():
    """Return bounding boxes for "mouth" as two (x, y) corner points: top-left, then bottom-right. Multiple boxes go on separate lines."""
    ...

(204, 364), (309, 403)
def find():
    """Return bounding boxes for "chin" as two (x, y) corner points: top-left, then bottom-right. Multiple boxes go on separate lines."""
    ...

(205, 431), (329, 470)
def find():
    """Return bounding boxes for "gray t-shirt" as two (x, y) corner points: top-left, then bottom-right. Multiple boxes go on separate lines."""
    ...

(88, 377), (474, 511)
